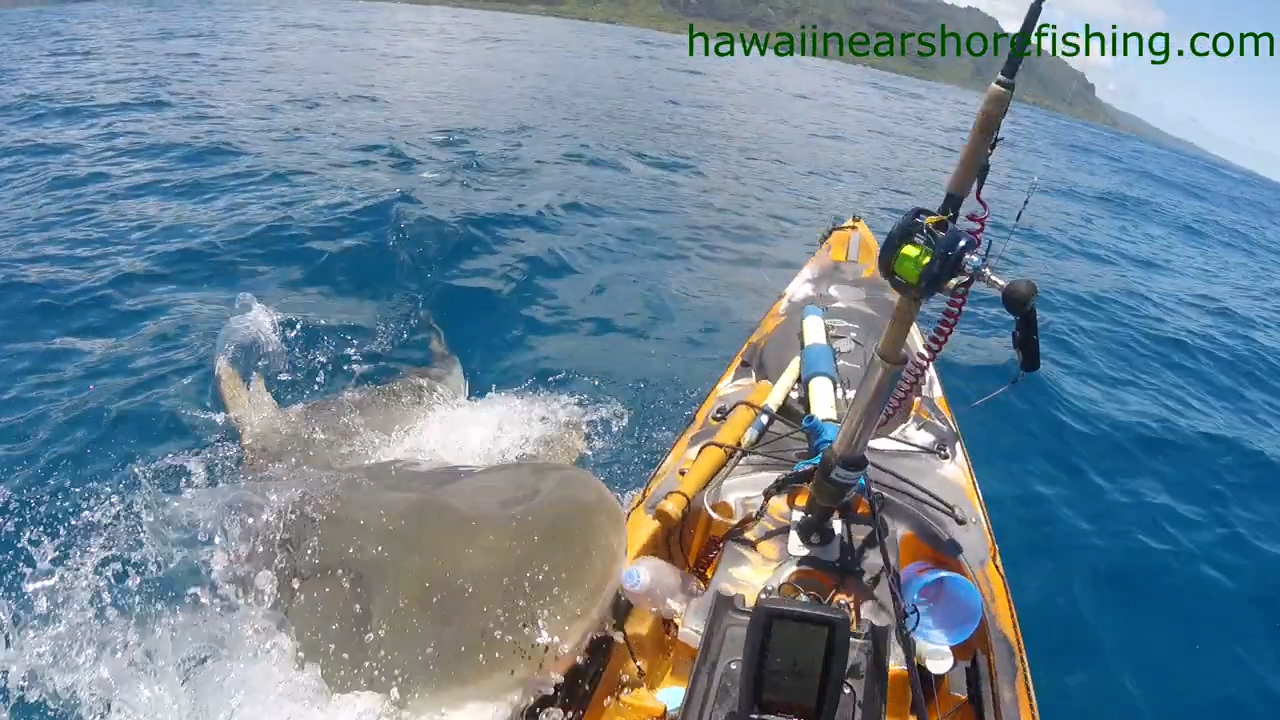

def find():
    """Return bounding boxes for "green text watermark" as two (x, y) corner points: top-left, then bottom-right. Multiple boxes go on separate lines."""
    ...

(688, 23), (1276, 65)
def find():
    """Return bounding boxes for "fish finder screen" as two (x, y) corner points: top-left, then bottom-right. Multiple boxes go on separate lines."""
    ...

(757, 618), (830, 718)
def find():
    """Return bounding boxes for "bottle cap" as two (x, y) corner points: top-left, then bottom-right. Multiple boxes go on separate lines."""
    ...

(622, 566), (649, 593)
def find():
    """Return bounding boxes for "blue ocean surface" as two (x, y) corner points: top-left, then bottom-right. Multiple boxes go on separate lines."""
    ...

(2, 0), (1279, 718)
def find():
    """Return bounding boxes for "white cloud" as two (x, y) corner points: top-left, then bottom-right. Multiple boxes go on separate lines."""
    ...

(950, 0), (1279, 181)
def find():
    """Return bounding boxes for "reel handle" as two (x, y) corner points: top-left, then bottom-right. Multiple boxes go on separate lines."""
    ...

(1001, 279), (1041, 373)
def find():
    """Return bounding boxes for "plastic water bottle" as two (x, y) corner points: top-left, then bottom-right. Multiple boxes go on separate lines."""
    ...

(621, 556), (704, 619)
(900, 561), (984, 647)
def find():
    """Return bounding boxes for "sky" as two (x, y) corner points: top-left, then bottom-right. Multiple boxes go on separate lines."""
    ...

(948, 0), (1280, 181)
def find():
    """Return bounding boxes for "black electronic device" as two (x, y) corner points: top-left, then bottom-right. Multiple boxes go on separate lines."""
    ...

(679, 591), (877, 720)
(737, 596), (851, 720)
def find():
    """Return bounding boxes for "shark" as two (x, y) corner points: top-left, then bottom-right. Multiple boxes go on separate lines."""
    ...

(215, 460), (628, 715)
(213, 320), (583, 471)
(208, 316), (624, 715)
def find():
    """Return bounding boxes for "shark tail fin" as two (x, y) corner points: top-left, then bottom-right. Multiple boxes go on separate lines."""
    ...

(215, 355), (283, 440)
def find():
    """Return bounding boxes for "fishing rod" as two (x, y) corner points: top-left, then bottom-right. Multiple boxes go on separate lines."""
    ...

(939, 0), (1047, 222)
(801, 0), (1046, 533)
(794, 0), (1048, 717)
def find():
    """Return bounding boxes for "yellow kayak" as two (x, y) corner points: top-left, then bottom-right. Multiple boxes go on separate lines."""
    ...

(522, 2), (1049, 716)
(528, 219), (1037, 720)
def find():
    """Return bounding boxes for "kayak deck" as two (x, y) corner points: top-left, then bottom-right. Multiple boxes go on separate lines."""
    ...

(572, 218), (1037, 720)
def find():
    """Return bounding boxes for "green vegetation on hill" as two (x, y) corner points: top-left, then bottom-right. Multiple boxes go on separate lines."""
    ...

(399, 0), (1215, 159)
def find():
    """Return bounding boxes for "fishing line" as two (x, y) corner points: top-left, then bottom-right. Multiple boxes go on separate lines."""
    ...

(988, 176), (1040, 267)
(967, 370), (1027, 408)
(960, 176), (1041, 411)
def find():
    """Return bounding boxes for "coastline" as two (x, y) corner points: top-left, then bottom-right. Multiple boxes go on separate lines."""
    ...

(374, 0), (1258, 178)
(381, 0), (1036, 94)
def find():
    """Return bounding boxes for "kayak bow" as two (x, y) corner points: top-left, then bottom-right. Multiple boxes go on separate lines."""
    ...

(551, 218), (1041, 720)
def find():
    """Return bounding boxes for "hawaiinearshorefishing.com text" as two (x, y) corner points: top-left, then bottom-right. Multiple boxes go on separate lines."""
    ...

(688, 24), (1276, 64)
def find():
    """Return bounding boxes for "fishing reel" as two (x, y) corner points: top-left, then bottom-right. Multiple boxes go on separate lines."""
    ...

(879, 208), (979, 302)
(879, 206), (1041, 376)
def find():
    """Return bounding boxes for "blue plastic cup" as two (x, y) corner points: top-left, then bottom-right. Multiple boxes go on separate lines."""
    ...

(900, 561), (984, 647)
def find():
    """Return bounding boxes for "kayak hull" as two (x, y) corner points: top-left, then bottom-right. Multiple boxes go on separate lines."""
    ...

(576, 218), (1039, 720)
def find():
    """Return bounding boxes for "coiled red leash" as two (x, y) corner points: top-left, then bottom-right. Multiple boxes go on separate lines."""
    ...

(878, 191), (989, 426)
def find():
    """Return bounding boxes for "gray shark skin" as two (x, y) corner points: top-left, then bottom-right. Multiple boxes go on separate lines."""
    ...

(218, 460), (627, 714)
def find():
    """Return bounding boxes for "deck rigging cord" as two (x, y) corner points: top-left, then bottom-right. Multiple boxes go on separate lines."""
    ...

(685, 395), (969, 531)
(860, 465), (929, 716)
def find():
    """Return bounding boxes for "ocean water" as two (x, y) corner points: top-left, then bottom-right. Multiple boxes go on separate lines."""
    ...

(2, 0), (1279, 718)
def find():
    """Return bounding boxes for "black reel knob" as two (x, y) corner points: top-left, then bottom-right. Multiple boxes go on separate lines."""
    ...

(1001, 279), (1040, 373)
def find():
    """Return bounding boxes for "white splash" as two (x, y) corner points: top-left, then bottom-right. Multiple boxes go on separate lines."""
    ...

(0, 297), (631, 720)
(214, 293), (287, 374)
(375, 390), (627, 467)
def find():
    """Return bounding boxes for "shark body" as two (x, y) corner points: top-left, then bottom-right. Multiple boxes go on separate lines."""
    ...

(209, 318), (623, 714)
(216, 460), (626, 714)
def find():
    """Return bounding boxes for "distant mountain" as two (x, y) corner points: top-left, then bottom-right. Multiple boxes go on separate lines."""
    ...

(410, 0), (1220, 161)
